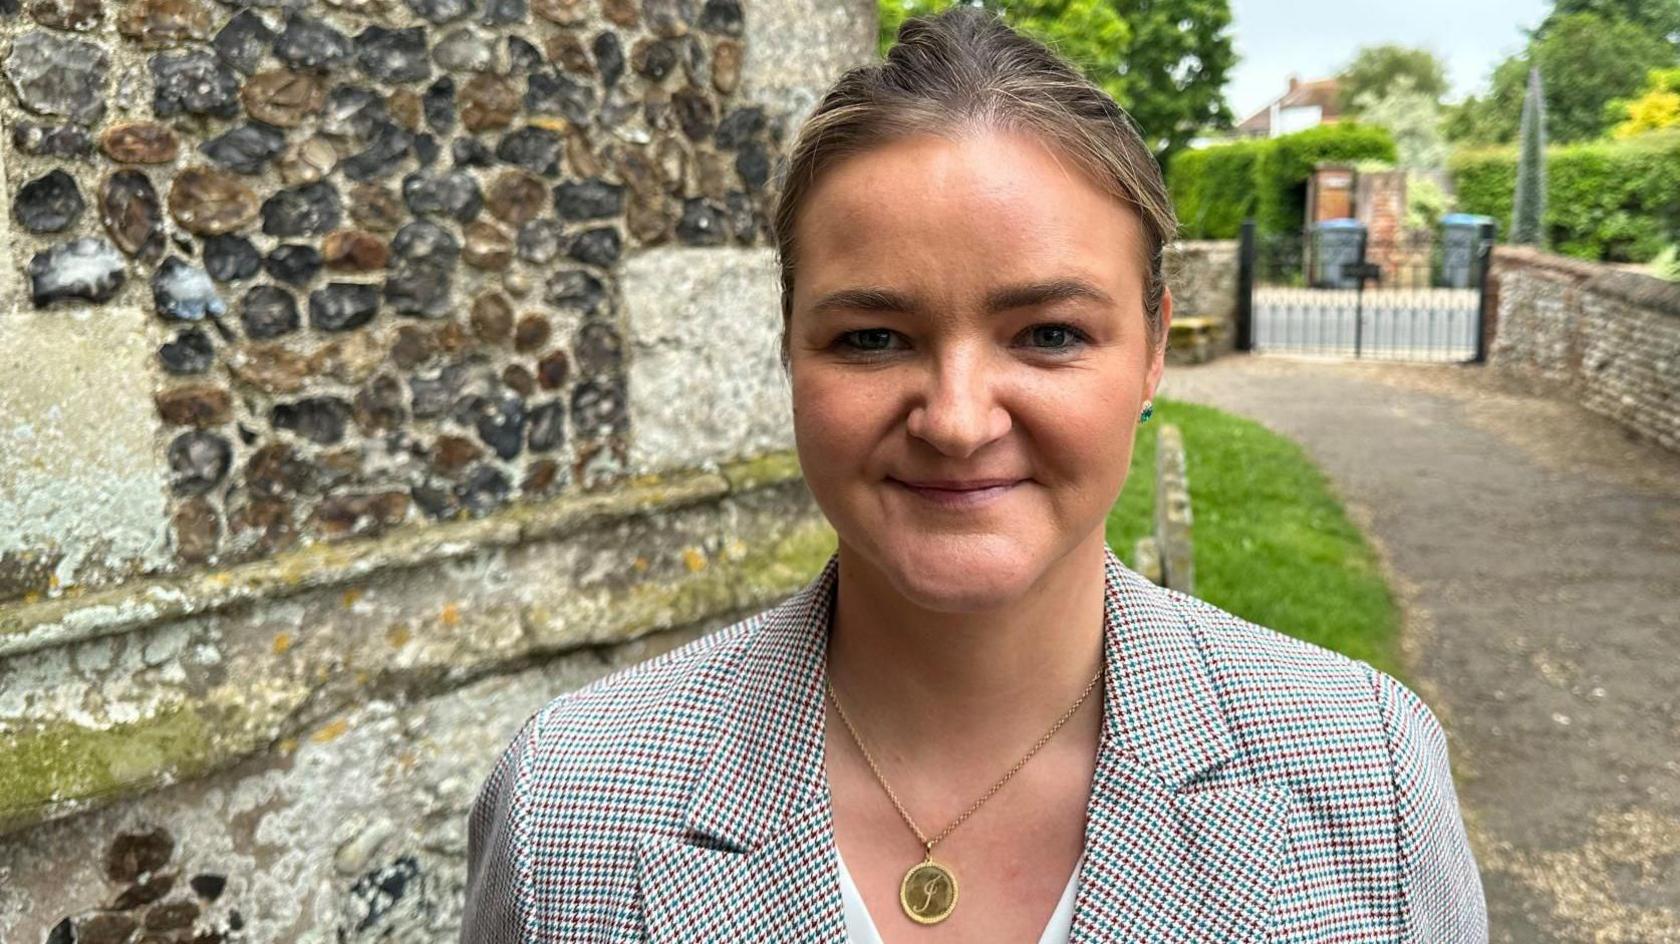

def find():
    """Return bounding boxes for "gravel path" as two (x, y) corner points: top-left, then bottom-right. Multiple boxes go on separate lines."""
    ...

(1158, 353), (1680, 943)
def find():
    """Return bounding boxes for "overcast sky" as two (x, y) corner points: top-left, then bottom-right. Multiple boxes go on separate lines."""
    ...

(1224, 0), (1551, 121)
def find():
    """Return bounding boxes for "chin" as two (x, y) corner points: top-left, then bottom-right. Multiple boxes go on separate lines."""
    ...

(866, 532), (1049, 613)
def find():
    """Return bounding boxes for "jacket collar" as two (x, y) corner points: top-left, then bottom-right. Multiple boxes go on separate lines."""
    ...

(637, 545), (1292, 941)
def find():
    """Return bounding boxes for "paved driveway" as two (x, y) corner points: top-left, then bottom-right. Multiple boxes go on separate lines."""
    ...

(1158, 354), (1680, 943)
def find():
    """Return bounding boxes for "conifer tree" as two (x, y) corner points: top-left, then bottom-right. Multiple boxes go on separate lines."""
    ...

(1512, 67), (1548, 246)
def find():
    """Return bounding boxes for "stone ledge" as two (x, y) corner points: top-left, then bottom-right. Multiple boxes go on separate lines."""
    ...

(1584, 269), (1680, 318)
(1496, 245), (1680, 319)
(1493, 245), (1606, 282)
(0, 450), (832, 837)
(0, 451), (805, 660)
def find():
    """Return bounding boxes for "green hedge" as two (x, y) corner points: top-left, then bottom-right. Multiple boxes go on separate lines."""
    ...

(1168, 124), (1397, 238)
(1166, 140), (1264, 239)
(1451, 132), (1680, 262)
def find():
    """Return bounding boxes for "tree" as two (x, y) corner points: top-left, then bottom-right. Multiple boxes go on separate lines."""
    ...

(1540, 0), (1680, 48)
(1353, 76), (1447, 170)
(1443, 12), (1673, 144)
(876, 0), (1237, 160)
(1512, 68), (1547, 246)
(1610, 67), (1680, 138)
(1337, 45), (1449, 114)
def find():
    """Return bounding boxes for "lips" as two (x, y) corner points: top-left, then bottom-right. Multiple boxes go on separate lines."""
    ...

(888, 476), (1026, 509)
(894, 478), (1023, 490)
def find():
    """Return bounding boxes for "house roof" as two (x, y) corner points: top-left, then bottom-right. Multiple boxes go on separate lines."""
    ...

(1237, 76), (1343, 135)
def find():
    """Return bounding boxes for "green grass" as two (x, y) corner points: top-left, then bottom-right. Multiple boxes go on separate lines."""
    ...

(1106, 397), (1403, 679)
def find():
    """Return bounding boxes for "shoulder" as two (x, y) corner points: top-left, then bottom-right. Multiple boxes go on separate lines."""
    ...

(1162, 582), (1435, 744)
(521, 609), (766, 778)
(1153, 582), (1460, 804)
(1160, 586), (1487, 936)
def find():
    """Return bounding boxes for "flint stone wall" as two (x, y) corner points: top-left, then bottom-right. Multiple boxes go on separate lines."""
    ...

(1164, 238), (1237, 357)
(0, 0), (874, 940)
(1490, 246), (1680, 453)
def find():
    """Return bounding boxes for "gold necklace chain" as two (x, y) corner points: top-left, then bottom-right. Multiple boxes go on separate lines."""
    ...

(824, 665), (1104, 856)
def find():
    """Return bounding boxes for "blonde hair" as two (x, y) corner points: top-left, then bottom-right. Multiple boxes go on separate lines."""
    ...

(769, 5), (1179, 368)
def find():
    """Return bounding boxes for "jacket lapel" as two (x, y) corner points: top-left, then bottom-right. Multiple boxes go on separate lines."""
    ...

(1070, 547), (1294, 942)
(635, 554), (848, 943)
(635, 547), (1292, 942)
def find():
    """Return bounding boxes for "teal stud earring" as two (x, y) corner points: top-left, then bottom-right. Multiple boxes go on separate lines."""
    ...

(1139, 401), (1154, 424)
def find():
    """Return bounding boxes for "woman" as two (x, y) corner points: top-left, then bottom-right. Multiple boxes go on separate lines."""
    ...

(462, 7), (1487, 942)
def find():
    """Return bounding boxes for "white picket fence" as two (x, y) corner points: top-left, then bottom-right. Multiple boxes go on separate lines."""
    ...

(1253, 287), (1482, 362)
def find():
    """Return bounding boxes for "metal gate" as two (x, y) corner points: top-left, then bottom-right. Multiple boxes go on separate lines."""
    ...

(1234, 219), (1495, 363)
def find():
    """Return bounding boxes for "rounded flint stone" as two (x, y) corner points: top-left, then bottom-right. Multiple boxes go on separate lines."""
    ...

(322, 85), (391, 139)
(152, 50), (240, 118)
(262, 181), (342, 236)
(698, 0), (742, 35)
(201, 123), (288, 174)
(310, 282), (380, 331)
(265, 243), (323, 285)
(402, 170), (482, 221)
(203, 234), (263, 282)
(495, 127), (561, 175)
(433, 28), (496, 72)
(241, 284), (300, 339)
(390, 219), (460, 267)
(274, 14), (353, 72)
(406, 0), (478, 25)
(15, 169), (85, 233)
(568, 226), (621, 267)
(5, 30), (109, 125)
(272, 396), (352, 444)
(595, 32), (625, 87)
(214, 10), (275, 75)
(29, 237), (127, 307)
(340, 123), (413, 182)
(457, 464), (510, 517)
(153, 256), (227, 321)
(160, 328), (215, 375)
(168, 429), (232, 496)
(425, 78), (456, 133)
(544, 268), (606, 315)
(554, 179), (624, 221)
(357, 26), (431, 83)
(527, 399), (565, 452)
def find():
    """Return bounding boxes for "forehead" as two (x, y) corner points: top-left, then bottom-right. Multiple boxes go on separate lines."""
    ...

(791, 128), (1146, 307)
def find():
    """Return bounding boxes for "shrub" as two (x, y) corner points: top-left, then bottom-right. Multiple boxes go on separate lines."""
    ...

(1254, 124), (1398, 234)
(1167, 124), (1397, 238)
(1166, 139), (1264, 239)
(1451, 131), (1680, 262)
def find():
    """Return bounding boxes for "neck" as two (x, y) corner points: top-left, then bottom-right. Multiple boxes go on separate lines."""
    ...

(824, 532), (1109, 774)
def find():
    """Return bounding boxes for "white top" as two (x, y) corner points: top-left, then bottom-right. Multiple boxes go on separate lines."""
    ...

(835, 847), (1081, 944)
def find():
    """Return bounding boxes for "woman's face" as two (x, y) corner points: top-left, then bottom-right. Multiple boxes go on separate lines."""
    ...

(787, 128), (1170, 611)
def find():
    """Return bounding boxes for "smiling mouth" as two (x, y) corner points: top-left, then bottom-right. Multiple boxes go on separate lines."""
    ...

(888, 477), (1026, 508)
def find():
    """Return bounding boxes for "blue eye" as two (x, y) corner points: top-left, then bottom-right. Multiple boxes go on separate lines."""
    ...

(1024, 324), (1087, 350)
(839, 329), (898, 351)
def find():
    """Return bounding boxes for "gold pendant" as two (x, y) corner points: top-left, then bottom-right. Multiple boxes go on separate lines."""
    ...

(899, 856), (958, 925)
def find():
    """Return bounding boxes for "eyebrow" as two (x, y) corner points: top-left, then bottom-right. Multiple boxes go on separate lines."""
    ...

(808, 277), (1115, 317)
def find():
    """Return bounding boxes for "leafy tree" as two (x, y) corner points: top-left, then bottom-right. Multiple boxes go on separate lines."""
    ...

(1512, 68), (1548, 246)
(1540, 0), (1680, 47)
(1353, 76), (1448, 170)
(1337, 45), (1449, 114)
(876, 0), (1237, 159)
(1443, 12), (1673, 144)
(1610, 67), (1680, 138)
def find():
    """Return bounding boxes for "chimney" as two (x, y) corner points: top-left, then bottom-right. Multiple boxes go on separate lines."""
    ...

(1287, 74), (1300, 93)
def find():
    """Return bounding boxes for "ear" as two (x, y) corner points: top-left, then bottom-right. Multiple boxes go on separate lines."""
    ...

(1144, 286), (1173, 401)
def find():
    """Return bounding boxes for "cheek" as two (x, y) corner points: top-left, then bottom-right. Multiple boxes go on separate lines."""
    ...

(1016, 376), (1133, 476)
(791, 368), (883, 473)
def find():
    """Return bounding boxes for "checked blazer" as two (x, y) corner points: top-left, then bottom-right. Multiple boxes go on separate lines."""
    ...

(461, 545), (1487, 942)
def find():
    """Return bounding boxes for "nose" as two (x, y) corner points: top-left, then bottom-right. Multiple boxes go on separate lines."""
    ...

(904, 346), (1011, 457)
